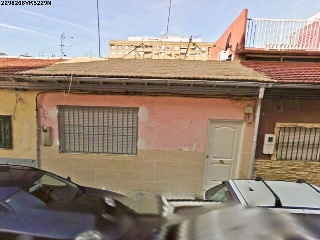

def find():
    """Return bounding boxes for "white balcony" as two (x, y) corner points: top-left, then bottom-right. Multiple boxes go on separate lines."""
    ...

(246, 18), (320, 51)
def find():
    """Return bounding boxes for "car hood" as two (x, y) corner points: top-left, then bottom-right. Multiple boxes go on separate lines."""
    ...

(0, 187), (21, 201)
(0, 210), (97, 239)
(82, 186), (126, 199)
(46, 191), (110, 215)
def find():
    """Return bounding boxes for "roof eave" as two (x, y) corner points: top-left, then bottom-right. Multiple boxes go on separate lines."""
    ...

(17, 75), (271, 87)
(239, 48), (320, 57)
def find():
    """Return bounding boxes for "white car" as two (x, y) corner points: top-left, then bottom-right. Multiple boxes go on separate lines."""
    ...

(204, 178), (320, 214)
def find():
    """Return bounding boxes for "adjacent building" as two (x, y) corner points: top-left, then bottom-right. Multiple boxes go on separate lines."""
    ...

(109, 36), (214, 61)
(0, 56), (65, 166)
(211, 9), (320, 185)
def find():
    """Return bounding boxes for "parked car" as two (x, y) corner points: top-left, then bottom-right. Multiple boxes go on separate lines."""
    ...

(0, 164), (138, 239)
(153, 204), (320, 240)
(203, 178), (320, 214)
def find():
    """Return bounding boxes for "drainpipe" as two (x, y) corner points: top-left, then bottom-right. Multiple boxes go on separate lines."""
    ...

(248, 86), (265, 179)
(35, 91), (54, 168)
(35, 92), (43, 168)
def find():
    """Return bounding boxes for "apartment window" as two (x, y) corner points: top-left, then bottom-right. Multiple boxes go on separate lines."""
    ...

(111, 51), (115, 55)
(58, 106), (138, 154)
(110, 45), (116, 49)
(0, 115), (12, 149)
(274, 124), (320, 161)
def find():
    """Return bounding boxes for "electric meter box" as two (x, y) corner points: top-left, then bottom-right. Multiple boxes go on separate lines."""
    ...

(41, 126), (52, 146)
(263, 134), (275, 154)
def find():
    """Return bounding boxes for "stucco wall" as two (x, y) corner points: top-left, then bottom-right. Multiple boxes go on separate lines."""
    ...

(210, 9), (248, 60)
(0, 90), (37, 160)
(38, 93), (255, 195)
(253, 97), (320, 186)
(256, 98), (320, 160)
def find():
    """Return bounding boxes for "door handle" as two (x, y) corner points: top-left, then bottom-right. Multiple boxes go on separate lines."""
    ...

(219, 160), (224, 164)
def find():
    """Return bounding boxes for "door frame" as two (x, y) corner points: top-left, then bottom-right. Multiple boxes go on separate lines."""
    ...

(202, 119), (245, 188)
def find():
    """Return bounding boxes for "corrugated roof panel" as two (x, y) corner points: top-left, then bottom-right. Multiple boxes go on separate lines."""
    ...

(21, 59), (273, 83)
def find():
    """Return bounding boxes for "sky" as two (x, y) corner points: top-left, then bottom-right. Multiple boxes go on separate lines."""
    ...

(0, 0), (319, 58)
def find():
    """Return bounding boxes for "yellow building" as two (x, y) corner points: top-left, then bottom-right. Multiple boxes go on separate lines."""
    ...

(0, 57), (64, 166)
(109, 36), (214, 61)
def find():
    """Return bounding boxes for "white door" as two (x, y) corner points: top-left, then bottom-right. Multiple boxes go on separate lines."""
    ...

(203, 120), (243, 188)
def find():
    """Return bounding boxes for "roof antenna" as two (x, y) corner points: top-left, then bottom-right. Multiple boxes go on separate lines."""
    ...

(165, 0), (172, 37)
(60, 33), (73, 57)
(96, 0), (101, 57)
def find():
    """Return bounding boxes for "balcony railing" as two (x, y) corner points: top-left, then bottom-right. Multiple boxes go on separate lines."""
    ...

(246, 18), (320, 51)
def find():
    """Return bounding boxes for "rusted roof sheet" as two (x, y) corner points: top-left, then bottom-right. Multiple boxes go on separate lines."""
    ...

(21, 59), (273, 82)
(241, 61), (320, 83)
(0, 57), (65, 75)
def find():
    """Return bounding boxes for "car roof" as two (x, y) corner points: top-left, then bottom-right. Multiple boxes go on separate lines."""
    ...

(0, 165), (43, 200)
(230, 180), (320, 209)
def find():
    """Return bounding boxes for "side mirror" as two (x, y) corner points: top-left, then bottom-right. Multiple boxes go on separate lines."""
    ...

(66, 176), (71, 181)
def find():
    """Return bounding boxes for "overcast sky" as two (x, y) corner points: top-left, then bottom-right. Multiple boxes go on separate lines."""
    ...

(0, 0), (319, 58)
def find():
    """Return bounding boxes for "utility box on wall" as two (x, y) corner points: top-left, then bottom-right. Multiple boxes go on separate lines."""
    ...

(263, 134), (275, 154)
(41, 126), (52, 146)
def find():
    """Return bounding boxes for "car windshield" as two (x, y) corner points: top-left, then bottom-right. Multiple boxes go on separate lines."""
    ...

(205, 183), (234, 202)
(7, 172), (80, 206)
(28, 173), (80, 203)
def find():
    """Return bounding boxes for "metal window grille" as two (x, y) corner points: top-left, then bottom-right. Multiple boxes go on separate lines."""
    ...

(0, 115), (12, 149)
(58, 106), (138, 154)
(276, 126), (320, 161)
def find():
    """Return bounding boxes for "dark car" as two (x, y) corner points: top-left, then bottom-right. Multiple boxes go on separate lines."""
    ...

(0, 164), (135, 239)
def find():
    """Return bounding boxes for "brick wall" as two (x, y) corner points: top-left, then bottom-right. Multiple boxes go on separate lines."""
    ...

(41, 146), (205, 196)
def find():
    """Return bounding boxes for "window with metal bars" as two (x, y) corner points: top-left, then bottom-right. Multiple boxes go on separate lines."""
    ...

(275, 126), (320, 161)
(58, 106), (138, 154)
(0, 115), (12, 149)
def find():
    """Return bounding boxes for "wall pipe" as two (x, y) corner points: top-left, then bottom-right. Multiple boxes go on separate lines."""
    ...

(248, 86), (265, 179)
(35, 91), (56, 168)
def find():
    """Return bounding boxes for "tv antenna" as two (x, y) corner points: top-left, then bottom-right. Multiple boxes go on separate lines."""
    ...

(225, 32), (232, 51)
(96, 0), (101, 58)
(60, 32), (73, 57)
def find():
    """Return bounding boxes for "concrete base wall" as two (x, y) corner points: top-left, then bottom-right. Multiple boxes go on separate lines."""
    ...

(254, 159), (320, 185)
(41, 146), (205, 196)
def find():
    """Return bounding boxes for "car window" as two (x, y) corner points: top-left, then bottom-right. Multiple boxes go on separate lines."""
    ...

(205, 183), (234, 202)
(26, 173), (79, 203)
(39, 174), (67, 187)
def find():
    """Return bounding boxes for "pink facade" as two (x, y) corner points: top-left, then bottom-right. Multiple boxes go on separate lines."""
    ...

(36, 93), (257, 194)
(38, 93), (254, 153)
